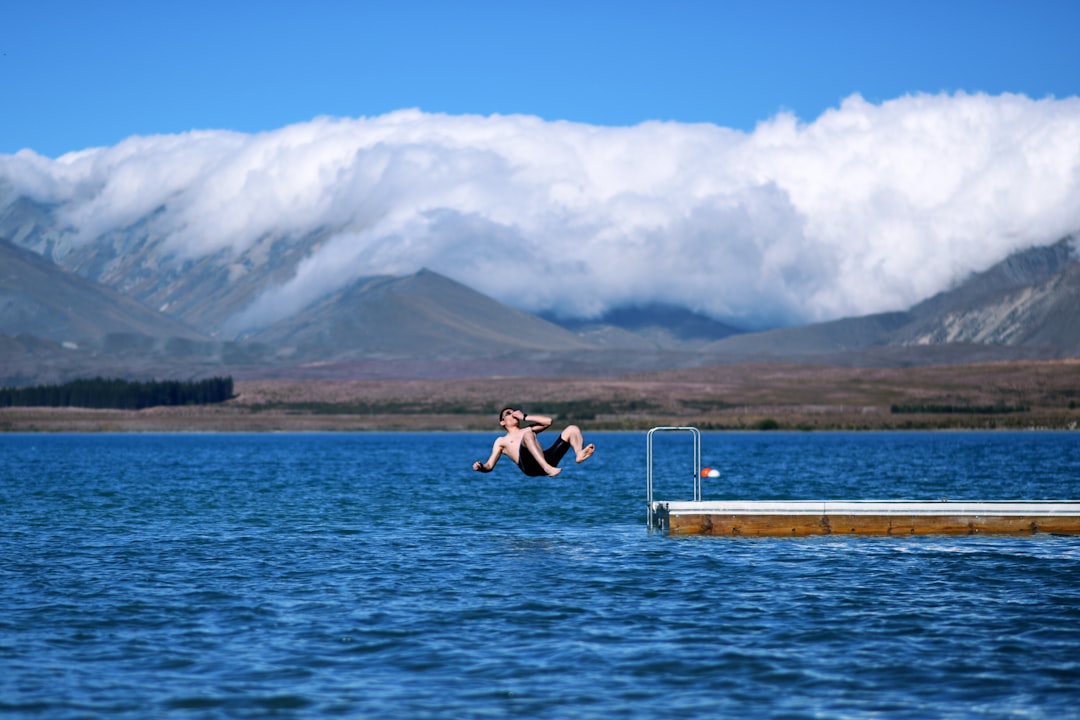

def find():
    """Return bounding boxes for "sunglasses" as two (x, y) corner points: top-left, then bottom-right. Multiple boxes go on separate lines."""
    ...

(501, 409), (515, 418)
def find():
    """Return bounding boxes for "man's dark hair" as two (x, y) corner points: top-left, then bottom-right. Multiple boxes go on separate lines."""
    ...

(499, 406), (514, 422)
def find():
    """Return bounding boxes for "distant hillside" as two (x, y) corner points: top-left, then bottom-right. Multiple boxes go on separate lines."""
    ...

(543, 304), (745, 350)
(0, 236), (206, 346)
(247, 269), (596, 359)
(702, 238), (1079, 360)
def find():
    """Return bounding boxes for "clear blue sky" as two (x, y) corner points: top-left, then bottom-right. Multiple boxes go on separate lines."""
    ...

(2, 0), (1078, 157)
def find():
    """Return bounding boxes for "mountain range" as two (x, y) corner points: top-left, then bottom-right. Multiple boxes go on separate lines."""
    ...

(0, 189), (1077, 385)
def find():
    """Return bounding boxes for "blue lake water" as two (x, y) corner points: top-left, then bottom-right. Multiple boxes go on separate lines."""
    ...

(2, 431), (1079, 719)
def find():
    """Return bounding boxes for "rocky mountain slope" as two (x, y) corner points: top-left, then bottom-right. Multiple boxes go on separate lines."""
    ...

(0, 196), (335, 337)
(702, 238), (1079, 360)
(897, 239), (1079, 349)
(0, 237), (206, 346)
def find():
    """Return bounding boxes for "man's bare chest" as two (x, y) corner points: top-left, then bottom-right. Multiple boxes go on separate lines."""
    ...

(501, 434), (525, 463)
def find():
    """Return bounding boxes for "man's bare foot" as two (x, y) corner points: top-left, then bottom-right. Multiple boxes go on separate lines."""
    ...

(576, 444), (595, 463)
(546, 466), (562, 477)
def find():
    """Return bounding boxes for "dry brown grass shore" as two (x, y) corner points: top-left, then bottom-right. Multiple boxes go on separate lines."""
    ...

(2, 360), (1078, 433)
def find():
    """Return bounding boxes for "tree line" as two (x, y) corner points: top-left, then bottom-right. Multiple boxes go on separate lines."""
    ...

(890, 402), (1029, 415)
(0, 377), (234, 410)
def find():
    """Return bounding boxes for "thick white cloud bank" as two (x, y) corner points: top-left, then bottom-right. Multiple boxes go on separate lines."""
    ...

(3, 92), (1080, 330)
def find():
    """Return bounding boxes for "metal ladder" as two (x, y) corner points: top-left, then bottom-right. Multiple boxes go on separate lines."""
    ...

(646, 426), (701, 528)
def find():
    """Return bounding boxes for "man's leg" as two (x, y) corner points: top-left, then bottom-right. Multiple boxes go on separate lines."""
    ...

(560, 424), (595, 463)
(522, 430), (562, 476)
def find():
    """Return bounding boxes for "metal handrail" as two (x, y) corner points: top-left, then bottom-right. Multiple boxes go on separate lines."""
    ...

(646, 426), (701, 527)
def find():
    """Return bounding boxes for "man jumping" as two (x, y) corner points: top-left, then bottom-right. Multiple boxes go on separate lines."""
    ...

(472, 407), (595, 477)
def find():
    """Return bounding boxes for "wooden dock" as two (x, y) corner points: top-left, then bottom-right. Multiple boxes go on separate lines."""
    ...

(650, 500), (1080, 537)
(645, 427), (1080, 537)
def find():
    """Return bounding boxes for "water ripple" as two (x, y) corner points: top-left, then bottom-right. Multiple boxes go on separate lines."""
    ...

(2, 432), (1079, 718)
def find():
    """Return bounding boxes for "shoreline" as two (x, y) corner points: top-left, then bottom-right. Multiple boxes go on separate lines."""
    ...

(3, 359), (1078, 433)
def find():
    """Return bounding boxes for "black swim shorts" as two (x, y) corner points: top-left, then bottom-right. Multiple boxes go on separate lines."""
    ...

(516, 436), (571, 477)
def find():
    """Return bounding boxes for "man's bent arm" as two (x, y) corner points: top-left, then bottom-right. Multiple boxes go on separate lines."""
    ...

(472, 443), (503, 472)
(523, 413), (553, 433)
